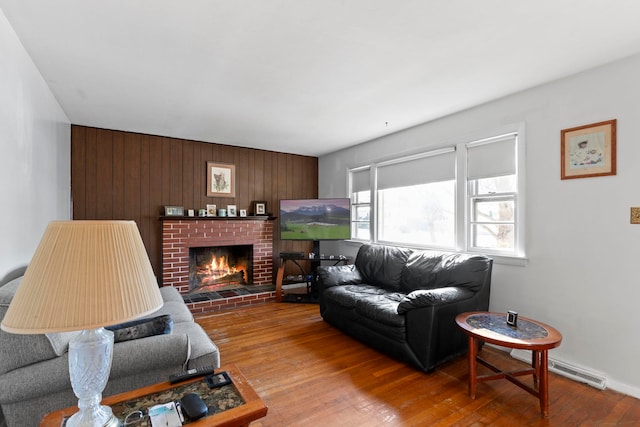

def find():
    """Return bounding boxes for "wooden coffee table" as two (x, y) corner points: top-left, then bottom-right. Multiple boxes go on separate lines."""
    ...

(40, 364), (267, 426)
(455, 312), (562, 417)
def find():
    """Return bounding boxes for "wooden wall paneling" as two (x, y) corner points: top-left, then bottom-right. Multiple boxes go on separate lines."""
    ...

(181, 140), (195, 211)
(95, 129), (113, 219)
(112, 131), (125, 219)
(238, 148), (251, 211)
(192, 143), (203, 212)
(272, 152), (286, 257)
(71, 126), (86, 219)
(308, 156), (318, 195)
(232, 147), (245, 210)
(292, 155), (304, 198)
(168, 139), (183, 205)
(123, 132), (141, 222)
(138, 134), (152, 247)
(195, 143), (204, 208)
(253, 149), (265, 205)
(84, 127), (98, 219)
(159, 138), (171, 215)
(148, 135), (164, 277)
(197, 141), (213, 211)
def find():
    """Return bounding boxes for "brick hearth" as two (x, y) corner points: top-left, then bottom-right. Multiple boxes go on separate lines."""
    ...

(161, 217), (276, 313)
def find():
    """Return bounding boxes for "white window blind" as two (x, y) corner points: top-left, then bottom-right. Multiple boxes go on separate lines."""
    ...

(467, 134), (516, 180)
(350, 167), (370, 193)
(377, 148), (456, 190)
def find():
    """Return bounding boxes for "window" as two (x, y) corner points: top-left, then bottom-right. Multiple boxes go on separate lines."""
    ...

(376, 149), (456, 248)
(466, 133), (519, 255)
(349, 167), (371, 241)
(347, 126), (524, 259)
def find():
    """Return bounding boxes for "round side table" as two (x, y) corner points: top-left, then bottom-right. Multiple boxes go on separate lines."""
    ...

(455, 311), (562, 417)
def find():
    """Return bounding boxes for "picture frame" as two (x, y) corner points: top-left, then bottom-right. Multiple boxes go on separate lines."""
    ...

(239, 209), (247, 217)
(206, 204), (217, 217)
(164, 206), (184, 216)
(207, 161), (236, 197)
(253, 201), (267, 216)
(227, 205), (237, 217)
(561, 119), (616, 180)
(205, 371), (232, 388)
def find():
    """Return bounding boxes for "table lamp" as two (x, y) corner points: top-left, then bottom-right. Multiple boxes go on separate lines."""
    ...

(1, 220), (163, 427)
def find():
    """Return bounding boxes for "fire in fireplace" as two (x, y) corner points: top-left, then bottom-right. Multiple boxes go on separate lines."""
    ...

(189, 245), (253, 293)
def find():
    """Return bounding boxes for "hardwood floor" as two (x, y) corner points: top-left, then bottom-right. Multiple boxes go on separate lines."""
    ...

(195, 303), (640, 426)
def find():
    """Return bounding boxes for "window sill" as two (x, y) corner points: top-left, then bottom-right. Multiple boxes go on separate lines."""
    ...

(484, 254), (528, 267)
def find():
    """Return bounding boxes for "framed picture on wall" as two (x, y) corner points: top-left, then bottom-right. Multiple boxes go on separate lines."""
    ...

(561, 119), (616, 180)
(253, 201), (267, 216)
(207, 162), (236, 197)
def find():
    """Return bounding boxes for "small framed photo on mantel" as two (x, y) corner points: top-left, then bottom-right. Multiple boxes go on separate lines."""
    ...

(164, 206), (184, 216)
(253, 201), (267, 216)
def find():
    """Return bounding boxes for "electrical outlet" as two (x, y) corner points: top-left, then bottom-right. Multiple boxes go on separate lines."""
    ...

(631, 207), (640, 224)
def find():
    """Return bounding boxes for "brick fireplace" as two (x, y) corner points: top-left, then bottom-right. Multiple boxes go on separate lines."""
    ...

(161, 217), (276, 313)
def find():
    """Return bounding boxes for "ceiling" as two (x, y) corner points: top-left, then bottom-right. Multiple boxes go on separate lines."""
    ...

(3, 1), (640, 157)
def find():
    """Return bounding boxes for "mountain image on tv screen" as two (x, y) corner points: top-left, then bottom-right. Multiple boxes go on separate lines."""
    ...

(280, 198), (351, 240)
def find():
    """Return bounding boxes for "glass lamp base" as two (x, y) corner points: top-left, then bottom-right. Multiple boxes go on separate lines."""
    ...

(67, 328), (116, 427)
(66, 407), (119, 427)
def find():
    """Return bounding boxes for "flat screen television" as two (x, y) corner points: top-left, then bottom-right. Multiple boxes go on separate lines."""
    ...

(280, 198), (351, 241)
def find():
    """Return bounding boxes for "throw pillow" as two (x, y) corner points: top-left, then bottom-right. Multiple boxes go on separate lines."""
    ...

(106, 314), (173, 343)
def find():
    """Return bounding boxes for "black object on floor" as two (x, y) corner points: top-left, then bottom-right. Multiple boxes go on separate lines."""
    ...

(281, 293), (319, 304)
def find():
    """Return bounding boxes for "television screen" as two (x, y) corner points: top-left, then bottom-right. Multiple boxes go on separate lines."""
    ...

(280, 198), (351, 241)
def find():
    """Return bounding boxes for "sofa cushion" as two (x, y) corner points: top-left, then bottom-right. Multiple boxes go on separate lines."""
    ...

(316, 265), (363, 288)
(355, 244), (412, 291)
(353, 292), (405, 328)
(324, 284), (405, 327)
(431, 253), (492, 292)
(106, 314), (174, 343)
(323, 284), (382, 309)
(399, 250), (444, 293)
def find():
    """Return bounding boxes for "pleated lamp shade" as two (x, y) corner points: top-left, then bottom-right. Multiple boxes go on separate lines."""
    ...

(1, 220), (163, 334)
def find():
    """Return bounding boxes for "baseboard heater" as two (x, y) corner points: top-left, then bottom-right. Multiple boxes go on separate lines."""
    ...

(510, 349), (607, 390)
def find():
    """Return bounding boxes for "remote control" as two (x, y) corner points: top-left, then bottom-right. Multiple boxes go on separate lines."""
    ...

(169, 365), (215, 384)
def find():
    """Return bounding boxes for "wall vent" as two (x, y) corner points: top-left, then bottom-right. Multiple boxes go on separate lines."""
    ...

(510, 349), (607, 390)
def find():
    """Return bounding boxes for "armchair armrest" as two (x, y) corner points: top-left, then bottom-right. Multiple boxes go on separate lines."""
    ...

(0, 333), (191, 404)
(316, 265), (364, 290)
(110, 332), (190, 377)
(0, 354), (71, 403)
(397, 287), (474, 313)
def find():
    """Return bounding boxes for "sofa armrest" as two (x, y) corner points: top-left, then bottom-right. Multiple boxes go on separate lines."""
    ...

(397, 287), (474, 313)
(316, 265), (364, 290)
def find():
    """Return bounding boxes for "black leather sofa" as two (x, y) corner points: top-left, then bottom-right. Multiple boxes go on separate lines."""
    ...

(317, 244), (492, 372)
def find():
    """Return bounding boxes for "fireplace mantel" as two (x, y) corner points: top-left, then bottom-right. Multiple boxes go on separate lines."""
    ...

(160, 215), (275, 221)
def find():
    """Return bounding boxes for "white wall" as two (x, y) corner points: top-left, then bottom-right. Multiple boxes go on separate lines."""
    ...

(319, 53), (640, 397)
(0, 9), (70, 282)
